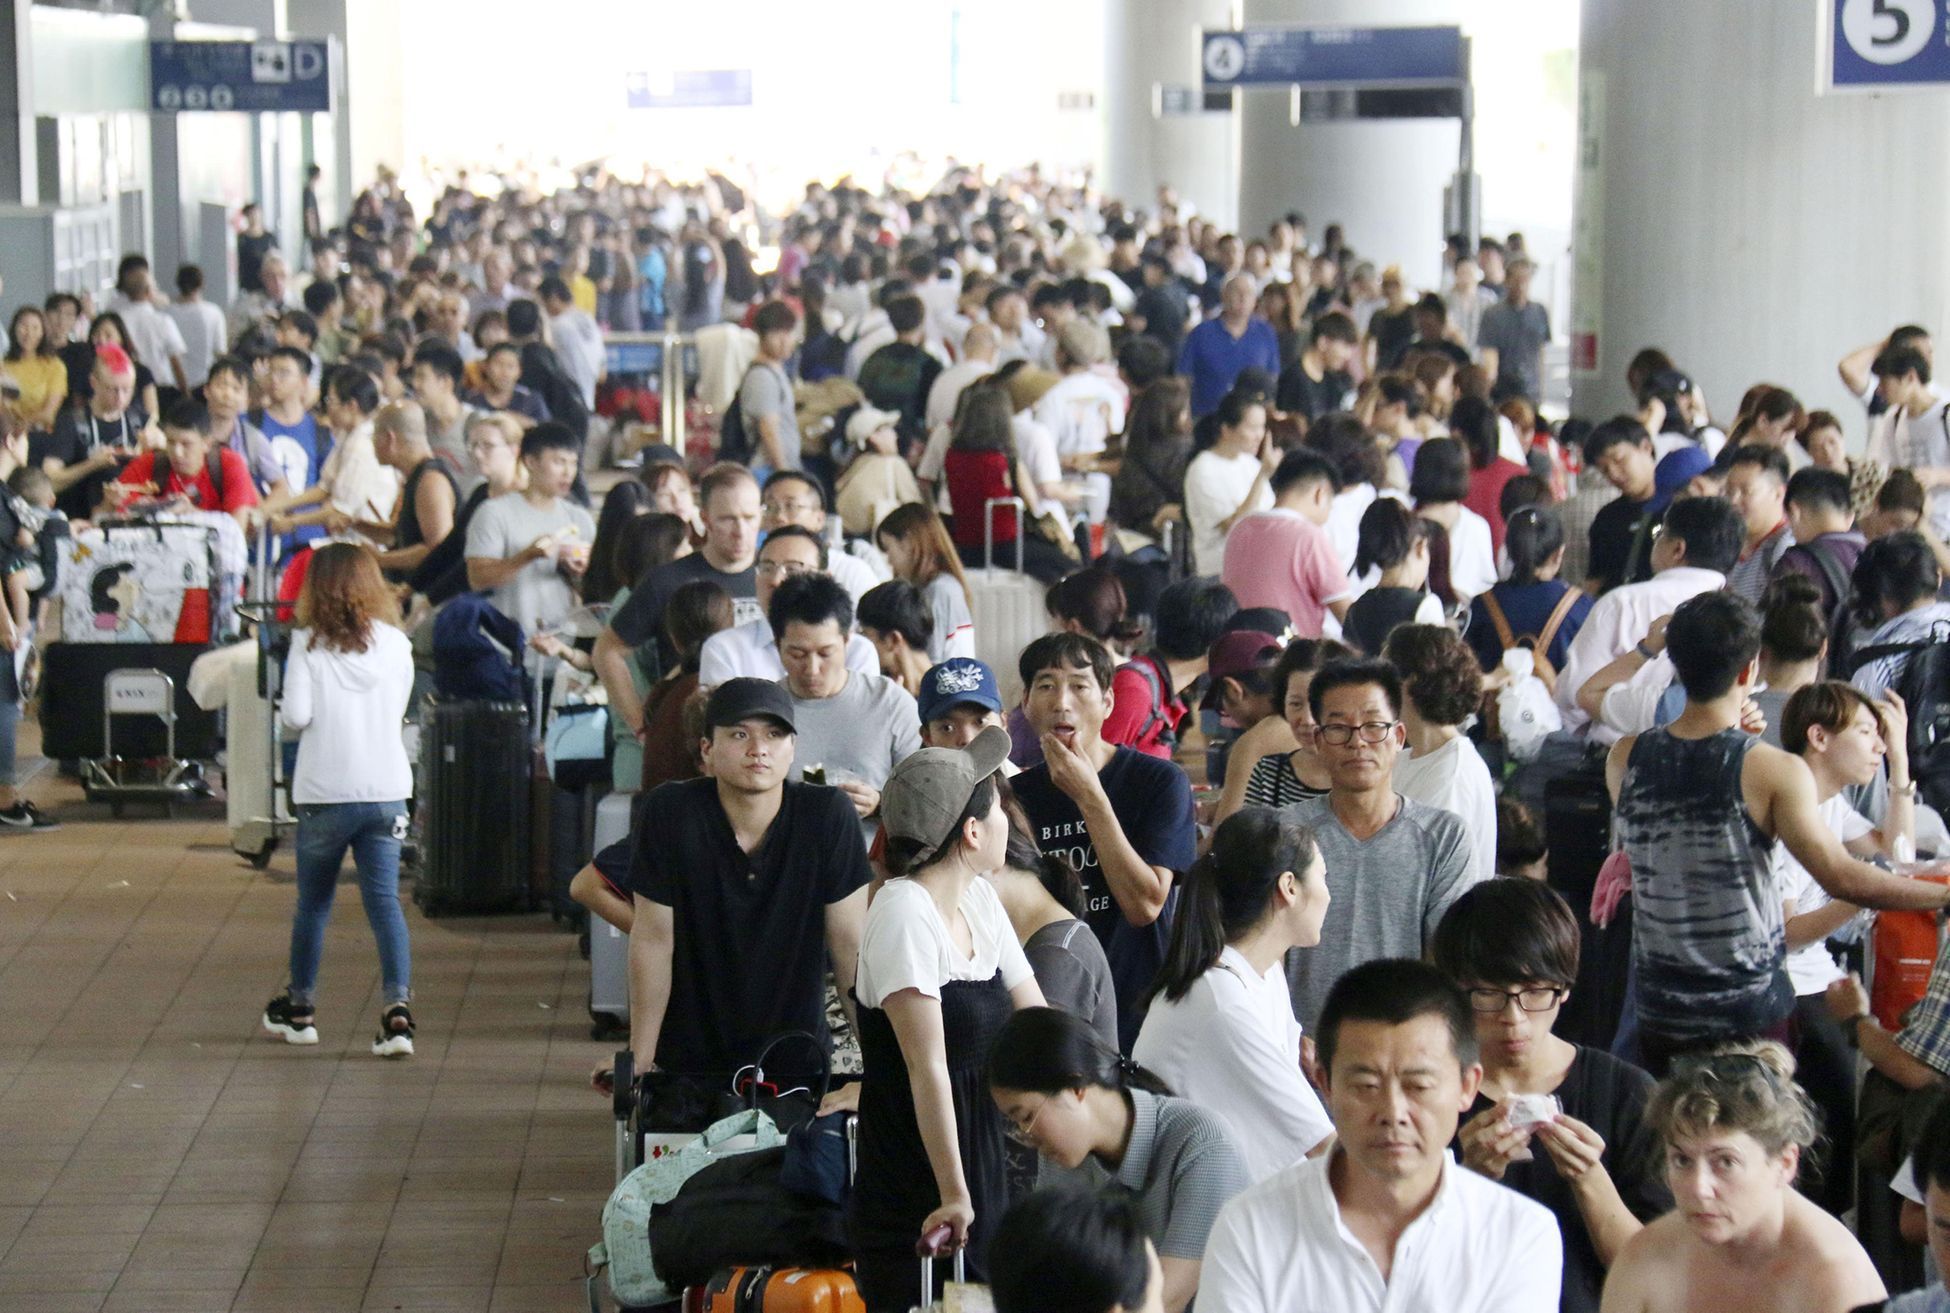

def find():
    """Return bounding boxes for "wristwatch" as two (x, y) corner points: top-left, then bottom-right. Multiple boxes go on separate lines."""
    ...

(1633, 640), (1659, 661)
(1891, 780), (1918, 799)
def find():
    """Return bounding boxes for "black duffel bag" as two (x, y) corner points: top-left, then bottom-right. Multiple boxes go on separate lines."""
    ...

(646, 1144), (851, 1291)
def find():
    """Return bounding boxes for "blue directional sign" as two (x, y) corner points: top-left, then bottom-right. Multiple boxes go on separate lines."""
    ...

(1202, 25), (1464, 88)
(625, 70), (753, 109)
(1827, 0), (1950, 89)
(150, 40), (335, 113)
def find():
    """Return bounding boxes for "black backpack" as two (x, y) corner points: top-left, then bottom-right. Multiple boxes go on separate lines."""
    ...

(717, 388), (750, 465)
(1846, 622), (1950, 815)
(1797, 539), (1858, 678)
(645, 1145), (849, 1291)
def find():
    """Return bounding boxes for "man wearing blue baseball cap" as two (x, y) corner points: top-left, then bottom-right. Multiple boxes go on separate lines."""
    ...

(916, 658), (1017, 777)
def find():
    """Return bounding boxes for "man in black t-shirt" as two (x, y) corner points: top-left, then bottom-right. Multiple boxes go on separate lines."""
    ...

(1128, 254), (1190, 358)
(41, 347), (149, 521)
(1010, 632), (1196, 1053)
(596, 462), (762, 722)
(626, 678), (869, 1077)
(1581, 417), (1662, 595)
(1276, 312), (1358, 421)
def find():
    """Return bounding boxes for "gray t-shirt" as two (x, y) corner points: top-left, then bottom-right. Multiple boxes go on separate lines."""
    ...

(788, 670), (923, 840)
(463, 491), (595, 638)
(1479, 299), (1551, 400)
(739, 360), (800, 472)
(1280, 792), (1477, 1031)
(1039, 1089), (1248, 1261)
(1025, 918), (1119, 1052)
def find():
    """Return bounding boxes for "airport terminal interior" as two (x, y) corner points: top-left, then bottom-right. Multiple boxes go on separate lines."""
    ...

(4, 1), (1950, 1310)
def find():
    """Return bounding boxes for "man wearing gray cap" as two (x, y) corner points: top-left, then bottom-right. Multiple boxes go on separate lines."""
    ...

(625, 677), (870, 1079)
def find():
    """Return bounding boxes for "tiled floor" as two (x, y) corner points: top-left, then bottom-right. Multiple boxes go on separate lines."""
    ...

(0, 745), (616, 1312)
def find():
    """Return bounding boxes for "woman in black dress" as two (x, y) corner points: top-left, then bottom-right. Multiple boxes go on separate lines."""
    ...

(850, 725), (1047, 1312)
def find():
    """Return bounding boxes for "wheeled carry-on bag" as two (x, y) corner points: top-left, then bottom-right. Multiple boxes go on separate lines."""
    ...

(968, 499), (1050, 709)
(590, 791), (635, 1037)
(414, 696), (531, 915)
(690, 1265), (864, 1313)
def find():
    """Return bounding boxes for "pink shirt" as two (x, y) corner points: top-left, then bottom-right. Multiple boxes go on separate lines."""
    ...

(1221, 508), (1350, 637)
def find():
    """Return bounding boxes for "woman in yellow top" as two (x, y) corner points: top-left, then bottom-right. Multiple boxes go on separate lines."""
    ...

(4, 307), (68, 429)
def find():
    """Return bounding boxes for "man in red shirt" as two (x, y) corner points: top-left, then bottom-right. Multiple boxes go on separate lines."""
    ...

(113, 399), (259, 532)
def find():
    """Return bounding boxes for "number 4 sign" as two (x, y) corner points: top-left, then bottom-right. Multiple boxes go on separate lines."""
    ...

(1825, 0), (1950, 90)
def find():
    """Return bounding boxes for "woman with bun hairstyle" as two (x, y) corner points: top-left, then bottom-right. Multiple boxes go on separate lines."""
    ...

(1600, 1041), (1885, 1313)
(849, 725), (1045, 1312)
(989, 1007), (1248, 1313)
(1463, 502), (1591, 683)
(1132, 809), (1333, 1181)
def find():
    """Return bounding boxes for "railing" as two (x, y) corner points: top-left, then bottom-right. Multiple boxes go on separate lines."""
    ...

(602, 331), (696, 453)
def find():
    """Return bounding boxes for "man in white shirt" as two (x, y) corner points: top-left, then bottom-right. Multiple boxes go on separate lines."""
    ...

(539, 276), (605, 410)
(759, 470), (886, 603)
(1034, 319), (1127, 472)
(1867, 343), (1950, 538)
(1197, 959), (1561, 1313)
(926, 322), (997, 432)
(107, 254), (190, 392)
(699, 526), (878, 684)
(164, 264), (229, 390)
(1556, 496), (1745, 743)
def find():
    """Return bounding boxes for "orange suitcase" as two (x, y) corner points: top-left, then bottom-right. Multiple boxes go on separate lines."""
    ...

(688, 1266), (865, 1313)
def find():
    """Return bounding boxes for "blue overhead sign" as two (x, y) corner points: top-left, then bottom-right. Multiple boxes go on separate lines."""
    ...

(1826, 0), (1950, 90)
(625, 70), (753, 109)
(1202, 24), (1464, 88)
(150, 39), (334, 113)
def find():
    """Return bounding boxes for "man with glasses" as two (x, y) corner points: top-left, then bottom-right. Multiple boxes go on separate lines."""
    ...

(698, 526), (878, 684)
(759, 470), (884, 604)
(1279, 659), (1475, 1032)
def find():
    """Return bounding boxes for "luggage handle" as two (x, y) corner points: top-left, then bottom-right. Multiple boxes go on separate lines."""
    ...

(918, 1223), (967, 1303)
(984, 497), (1025, 575)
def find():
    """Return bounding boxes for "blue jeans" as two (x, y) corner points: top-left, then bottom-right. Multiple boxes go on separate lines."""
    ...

(287, 800), (411, 1008)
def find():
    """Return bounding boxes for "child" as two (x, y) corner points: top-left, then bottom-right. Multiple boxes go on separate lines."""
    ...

(3, 466), (63, 641)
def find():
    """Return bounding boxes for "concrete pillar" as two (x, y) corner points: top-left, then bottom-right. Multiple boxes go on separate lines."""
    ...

(1238, 0), (1467, 288)
(147, 10), (187, 275)
(1575, 0), (1950, 423)
(1102, 0), (1240, 231)
(0, 0), (37, 206)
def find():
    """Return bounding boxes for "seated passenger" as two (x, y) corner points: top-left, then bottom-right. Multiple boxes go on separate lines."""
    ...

(1133, 808), (1334, 1181)
(856, 579), (935, 695)
(990, 1006), (1249, 1313)
(1195, 959), (1562, 1313)
(111, 398), (258, 532)
(697, 526), (877, 685)
(1434, 879), (1670, 1313)
(1600, 1042), (1885, 1313)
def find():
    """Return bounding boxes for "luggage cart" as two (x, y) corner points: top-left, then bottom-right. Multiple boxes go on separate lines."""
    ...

(82, 668), (204, 817)
(229, 521), (296, 867)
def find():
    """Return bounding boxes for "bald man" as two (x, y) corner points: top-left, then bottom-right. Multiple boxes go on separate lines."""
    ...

(370, 400), (459, 575)
(926, 321), (1000, 431)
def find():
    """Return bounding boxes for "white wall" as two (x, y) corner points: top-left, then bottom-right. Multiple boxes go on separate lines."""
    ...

(1576, 0), (1950, 426)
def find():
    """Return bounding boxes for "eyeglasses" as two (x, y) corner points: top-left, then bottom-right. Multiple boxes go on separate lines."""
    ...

(755, 559), (813, 578)
(763, 499), (819, 517)
(1314, 721), (1399, 747)
(1002, 1097), (1050, 1148)
(1467, 986), (1566, 1015)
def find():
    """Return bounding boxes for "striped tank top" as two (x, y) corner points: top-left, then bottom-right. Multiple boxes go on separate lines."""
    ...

(1615, 727), (1793, 1041)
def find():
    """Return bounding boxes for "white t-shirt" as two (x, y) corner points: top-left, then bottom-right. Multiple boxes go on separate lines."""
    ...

(856, 876), (1035, 1007)
(164, 300), (228, 389)
(1186, 449), (1272, 577)
(1442, 506), (1498, 602)
(1776, 793), (1873, 996)
(1034, 371), (1127, 461)
(923, 573), (975, 662)
(698, 615), (879, 686)
(1393, 735), (1499, 886)
(1013, 413), (1063, 491)
(1869, 400), (1950, 538)
(1133, 946), (1333, 1183)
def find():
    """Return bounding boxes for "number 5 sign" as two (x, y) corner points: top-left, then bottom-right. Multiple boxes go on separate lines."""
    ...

(1825, 0), (1950, 89)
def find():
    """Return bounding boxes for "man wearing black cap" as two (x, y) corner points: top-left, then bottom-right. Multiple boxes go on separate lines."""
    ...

(626, 677), (870, 1078)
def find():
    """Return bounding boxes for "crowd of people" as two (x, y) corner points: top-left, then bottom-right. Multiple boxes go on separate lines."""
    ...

(10, 160), (1950, 1313)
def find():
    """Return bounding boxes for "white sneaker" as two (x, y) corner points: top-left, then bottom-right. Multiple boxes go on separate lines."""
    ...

(372, 1004), (415, 1057)
(261, 993), (319, 1045)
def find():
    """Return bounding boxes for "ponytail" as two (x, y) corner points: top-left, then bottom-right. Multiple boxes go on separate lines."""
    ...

(1503, 505), (1566, 586)
(989, 1006), (1172, 1097)
(1148, 808), (1320, 1006)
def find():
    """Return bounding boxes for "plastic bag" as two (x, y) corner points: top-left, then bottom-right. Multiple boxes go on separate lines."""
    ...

(1498, 649), (1562, 763)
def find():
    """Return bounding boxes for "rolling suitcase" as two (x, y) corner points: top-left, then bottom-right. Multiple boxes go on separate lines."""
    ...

(690, 1266), (864, 1313)
(415, 697), (531, 915)
(968, 499), (1050, 708)
(590, 792), (635, 1037)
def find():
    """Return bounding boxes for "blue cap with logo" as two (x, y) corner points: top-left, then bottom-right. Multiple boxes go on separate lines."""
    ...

(917, 657), (1004, 724)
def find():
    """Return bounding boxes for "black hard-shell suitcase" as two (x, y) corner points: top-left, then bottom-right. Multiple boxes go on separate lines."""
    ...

(1544, 759), (1631, 1050)
(414, 697), (530, 915)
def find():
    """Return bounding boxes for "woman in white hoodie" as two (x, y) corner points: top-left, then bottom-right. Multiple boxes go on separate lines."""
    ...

(261, 542), (417, 1056)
